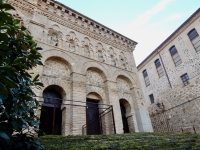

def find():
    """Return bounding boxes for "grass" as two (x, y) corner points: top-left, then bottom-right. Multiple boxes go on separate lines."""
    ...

(39, 133), (200, 150)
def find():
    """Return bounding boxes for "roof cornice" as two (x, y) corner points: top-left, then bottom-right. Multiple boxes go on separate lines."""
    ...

(36, 0), (137, 52)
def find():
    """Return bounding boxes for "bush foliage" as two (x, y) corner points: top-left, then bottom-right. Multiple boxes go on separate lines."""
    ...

(0, 1), (45, 149)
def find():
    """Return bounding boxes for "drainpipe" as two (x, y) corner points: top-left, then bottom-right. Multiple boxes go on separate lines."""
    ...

(157, 52), (172, 88)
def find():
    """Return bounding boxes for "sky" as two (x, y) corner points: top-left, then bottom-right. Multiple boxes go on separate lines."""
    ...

(56, 0), (200, 66)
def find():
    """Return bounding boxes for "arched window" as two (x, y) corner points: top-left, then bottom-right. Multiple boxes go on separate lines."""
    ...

(155, 59), (164, 77)
(143, 69), (150, 86)
(188, 29), (200, 52)
(169, 46), (182, 66)
(69, 39), (75, 50)
(98, 50), (104, 62)
(110, 55), (116, 66)
(84, 45), (90, 57)
(50, 33), (58, 46)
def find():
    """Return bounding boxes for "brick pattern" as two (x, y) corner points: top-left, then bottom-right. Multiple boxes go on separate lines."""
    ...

(7, 0), (150, 135)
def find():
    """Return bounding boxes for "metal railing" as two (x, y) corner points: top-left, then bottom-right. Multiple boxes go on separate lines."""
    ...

(82, 105), (116, 135)
(35, 96), (116, 135)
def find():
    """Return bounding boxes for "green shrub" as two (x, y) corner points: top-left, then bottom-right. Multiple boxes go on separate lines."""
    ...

(0, 1), (45, 149)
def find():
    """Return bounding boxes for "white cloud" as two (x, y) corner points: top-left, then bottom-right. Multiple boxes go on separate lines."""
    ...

(115, 0), (177, 66)
(127, 0), (175, 29)
(144, 13), (181, 30)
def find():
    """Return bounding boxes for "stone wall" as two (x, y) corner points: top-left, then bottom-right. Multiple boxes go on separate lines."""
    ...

(138, 9), (200, 132)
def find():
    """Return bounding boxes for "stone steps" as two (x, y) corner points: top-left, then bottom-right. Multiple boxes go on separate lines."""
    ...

(39, 133), (200, 149)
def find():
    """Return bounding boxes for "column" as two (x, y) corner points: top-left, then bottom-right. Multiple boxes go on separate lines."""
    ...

(71, 72), (87, 135)
(105, 80), (123, 134)
(130, 87), (153, 132)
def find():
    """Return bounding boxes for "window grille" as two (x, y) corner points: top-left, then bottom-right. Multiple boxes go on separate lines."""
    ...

(169, 46), (182, 66)
(181, 73), (189, 85)
(143, 70), (150, 86)
(155, 59), (164, 77)
(188, 29), (200, 52)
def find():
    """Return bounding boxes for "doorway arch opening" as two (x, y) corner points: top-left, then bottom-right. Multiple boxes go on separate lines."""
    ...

(40, 85), (64, 135)
(86, 92), (102, 135)
(120, 99), (131, 133)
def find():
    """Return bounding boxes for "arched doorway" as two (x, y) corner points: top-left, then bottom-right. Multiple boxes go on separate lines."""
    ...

(120, 102), (129, 133)
(86, 93), (101, 135)
(40, 89), (62, 135)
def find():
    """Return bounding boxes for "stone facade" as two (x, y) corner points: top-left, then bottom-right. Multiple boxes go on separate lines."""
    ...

(6, 0), (153, 135)
(137, 8), (200, 132)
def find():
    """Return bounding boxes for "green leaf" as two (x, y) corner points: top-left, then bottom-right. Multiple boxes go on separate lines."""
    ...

(14, 19), (20, 25)
(0, 65), (16, 72)
(1, 76), (16, 88)
(0, 4), (15, 11)
(21, 26), (26, 31)
(0, 82), (8, 95)
(0, 25), (11, 30)
(14, 63), (29, 69)
(0, 44), (8, 50)
(32, 74), (39, 82)
(0, 33), (8, 42)
(0, 131), (10, 140)
(13, 57), (26, 64)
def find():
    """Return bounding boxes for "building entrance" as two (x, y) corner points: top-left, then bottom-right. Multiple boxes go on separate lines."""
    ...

(120, 103), (129, 133)
(40, 89), (62, 135)
(86, 99), (101, 135)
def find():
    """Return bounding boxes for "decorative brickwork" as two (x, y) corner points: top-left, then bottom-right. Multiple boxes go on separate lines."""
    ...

(7, 0), (153, 135)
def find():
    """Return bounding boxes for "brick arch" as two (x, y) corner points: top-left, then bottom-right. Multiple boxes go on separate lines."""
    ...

(37, 83), (68, 107)
(43, 85), (66, 99)
(119, 99), (135, 133)
(39, 81), (67, 96)
(86, 89), (106, 103)
(87, 92), (102, 101)
(41, 49), (78, 72)
(81, 61), (110, 80)
(113, 70), (136, 88)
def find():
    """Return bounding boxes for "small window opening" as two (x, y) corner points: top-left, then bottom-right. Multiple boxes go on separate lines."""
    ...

(149, 94), (154, 104)
(181, 73), (189, 85)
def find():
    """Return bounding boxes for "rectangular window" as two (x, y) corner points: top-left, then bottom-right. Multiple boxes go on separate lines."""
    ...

(149, 94), (154, 104)
(155, 59), (164, 77)
(188, 29), (200, 52)
(143, 70), (150, 86)
(181, 73), (189, 85)
(169, 46), (182, 66)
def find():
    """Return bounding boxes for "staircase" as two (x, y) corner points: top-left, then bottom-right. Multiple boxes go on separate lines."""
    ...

(40, 133), (200, 149)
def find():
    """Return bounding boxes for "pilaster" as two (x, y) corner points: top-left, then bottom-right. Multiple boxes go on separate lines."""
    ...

(131, 87), (153, 132)
(71, 72), (87, 135)
(105, 80), (123, 134)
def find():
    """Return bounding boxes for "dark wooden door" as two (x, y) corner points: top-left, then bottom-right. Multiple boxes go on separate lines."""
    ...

(40, 89), (62, 135)
(86, 99), (101, 135)
(120, 103), (129, 133)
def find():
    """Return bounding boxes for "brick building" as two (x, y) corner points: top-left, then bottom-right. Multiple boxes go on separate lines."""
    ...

(6, 0), (153, 135)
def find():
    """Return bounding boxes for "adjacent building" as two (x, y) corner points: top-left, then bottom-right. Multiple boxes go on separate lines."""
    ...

(138, 8), (200, 132)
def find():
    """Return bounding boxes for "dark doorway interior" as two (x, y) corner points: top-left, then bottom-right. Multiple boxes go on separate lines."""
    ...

(120, 103), (129, 133)
(40, 89), (62, 135)
(86, 98), (101, 135)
